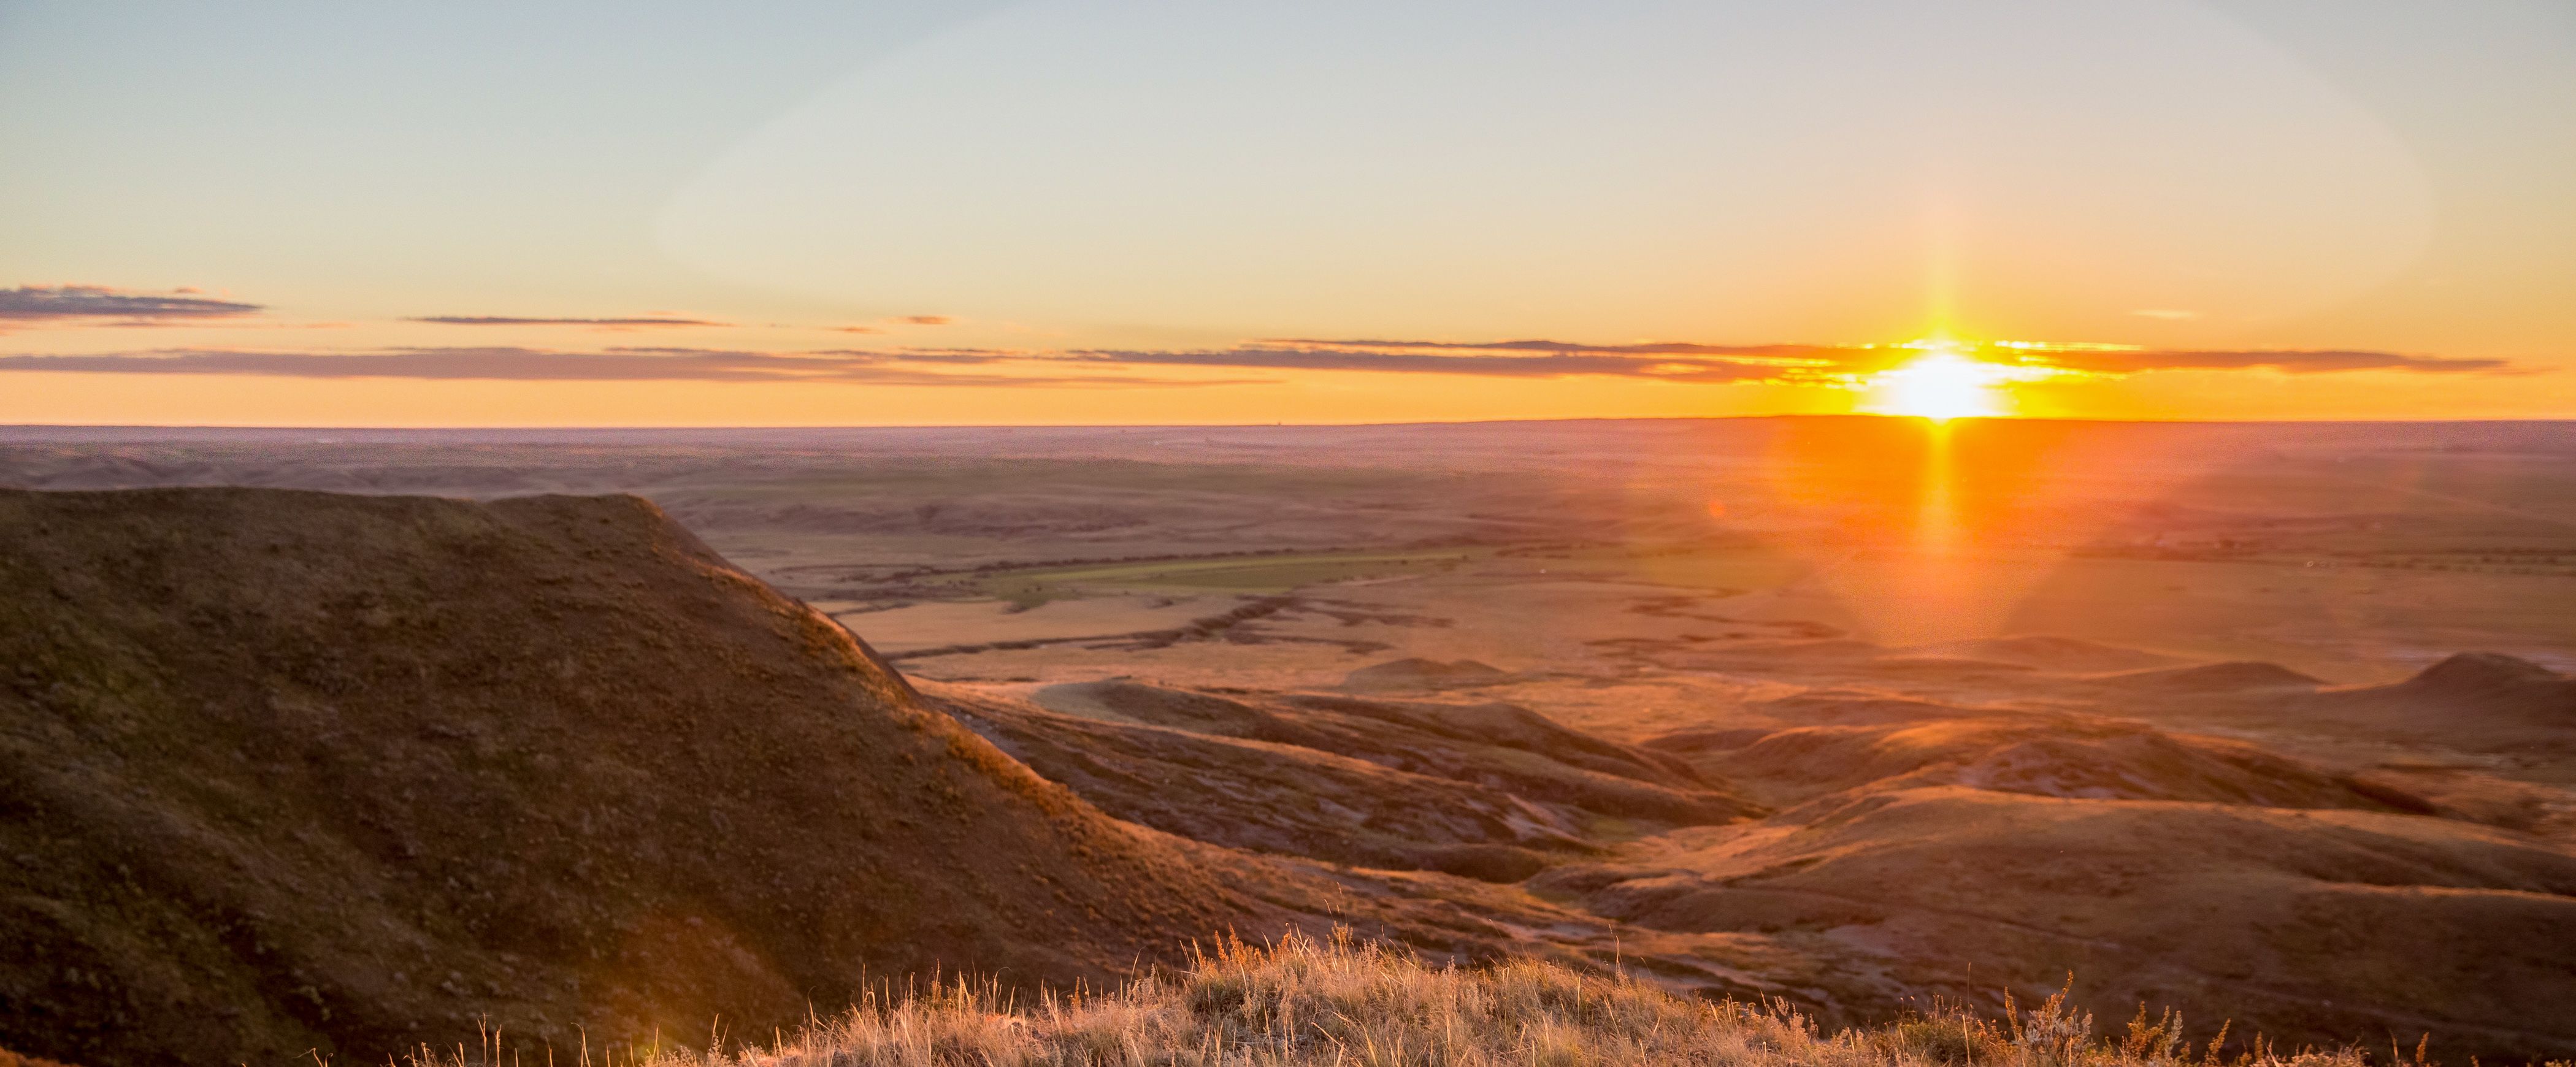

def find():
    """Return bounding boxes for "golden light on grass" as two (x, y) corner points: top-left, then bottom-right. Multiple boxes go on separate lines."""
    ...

(599, 929), (2293, 1067)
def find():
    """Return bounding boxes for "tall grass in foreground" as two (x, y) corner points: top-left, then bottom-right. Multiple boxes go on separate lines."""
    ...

(546, 932), (2379, 1067)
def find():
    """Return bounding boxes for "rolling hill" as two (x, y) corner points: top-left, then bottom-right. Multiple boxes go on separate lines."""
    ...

(0, 488), (1321, 1067)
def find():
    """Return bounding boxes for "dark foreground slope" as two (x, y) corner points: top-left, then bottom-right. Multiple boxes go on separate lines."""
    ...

(0, 489), (1305, 1067)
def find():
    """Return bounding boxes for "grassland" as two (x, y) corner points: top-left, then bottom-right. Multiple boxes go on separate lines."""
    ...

(542, 933), (2378, 1067)
(11, 423), (2576, 1064)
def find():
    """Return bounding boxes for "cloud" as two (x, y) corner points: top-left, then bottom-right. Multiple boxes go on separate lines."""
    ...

(409, 315), (730, 327)
(0, 285), (262, 324)
(828, 347), (1022, 365)
(2128, 309), (2199, 321)
(1051, 345), (1817, 382)
(0, 346), (1241, 388)
(1, 337), (2512, 390)
(1263, 337), (1842, 361)
(1248, 338), (2516, 378)
(2021, 348), (2508, 375)
(821, 316), (948, 332)
(1018, 337), (2520, 383)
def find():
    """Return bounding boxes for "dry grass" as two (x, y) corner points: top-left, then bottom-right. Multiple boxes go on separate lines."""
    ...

(0, 1048), (83, 1067)
(442, 933), (2383, 1067)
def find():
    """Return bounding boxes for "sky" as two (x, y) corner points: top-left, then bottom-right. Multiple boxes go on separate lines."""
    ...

(2, 0), (2572, 426)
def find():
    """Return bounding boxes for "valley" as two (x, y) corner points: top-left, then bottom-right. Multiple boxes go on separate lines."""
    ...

(5, 419), (2574, 1065)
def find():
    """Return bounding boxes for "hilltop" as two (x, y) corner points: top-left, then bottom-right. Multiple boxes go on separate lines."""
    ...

(0, 489), (1332, 1067)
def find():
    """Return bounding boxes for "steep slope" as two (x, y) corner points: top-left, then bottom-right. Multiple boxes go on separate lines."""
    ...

(0, 488), (1304, 1067)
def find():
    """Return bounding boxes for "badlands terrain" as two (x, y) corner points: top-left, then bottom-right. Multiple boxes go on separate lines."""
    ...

(4, 419), (2574, 1066)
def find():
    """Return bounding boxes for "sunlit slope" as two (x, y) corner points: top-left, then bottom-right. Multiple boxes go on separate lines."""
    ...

(1577, 711), (2576, 1062)
(0, 489), (1299, 1067)
(637, 931), (2367, 1067)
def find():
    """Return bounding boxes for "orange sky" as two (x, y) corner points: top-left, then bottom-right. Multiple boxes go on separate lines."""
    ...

(3, 2), (2569, 425)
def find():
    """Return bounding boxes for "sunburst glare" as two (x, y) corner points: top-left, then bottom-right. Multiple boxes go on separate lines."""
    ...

(1866, 348), (2019, 420)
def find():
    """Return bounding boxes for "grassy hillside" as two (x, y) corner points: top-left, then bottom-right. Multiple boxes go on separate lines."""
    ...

(0, 488), (1318, 1067)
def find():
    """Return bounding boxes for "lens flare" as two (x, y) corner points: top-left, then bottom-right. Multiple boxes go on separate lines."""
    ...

(1867, 350), (2013, 421)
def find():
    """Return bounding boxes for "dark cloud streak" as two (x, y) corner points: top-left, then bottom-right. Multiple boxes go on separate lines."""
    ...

(1057, 346), (1800, 381)
(1263, 337), (1839, 359)
(0, 346), (1241, 388)
(0, 285), (262, 323)
(0, 337), (2513, 388)
(409, 316), (730, 327)
(2025, 348), (2508, 375)
(1108, 339), (2518, 380)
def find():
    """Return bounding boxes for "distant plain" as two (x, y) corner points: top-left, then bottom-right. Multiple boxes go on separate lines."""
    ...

(7, 418), (2575, 1061)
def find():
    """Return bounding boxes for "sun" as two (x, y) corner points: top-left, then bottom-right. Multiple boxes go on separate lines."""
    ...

(1867, 350), (2010, 421)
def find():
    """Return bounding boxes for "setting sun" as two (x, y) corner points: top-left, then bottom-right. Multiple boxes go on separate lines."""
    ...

(1867, 350), (2012, 420)
(7, 9), (2575, 1064)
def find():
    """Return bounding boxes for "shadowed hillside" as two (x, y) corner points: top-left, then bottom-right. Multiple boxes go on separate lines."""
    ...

(0, 489), (1317, 1067)
(938, 681), (1758, 882)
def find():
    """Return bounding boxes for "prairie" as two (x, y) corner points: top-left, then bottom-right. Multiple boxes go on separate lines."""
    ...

(5, 419), (2574, 1064)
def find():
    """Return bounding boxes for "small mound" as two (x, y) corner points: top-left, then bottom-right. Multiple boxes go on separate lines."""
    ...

(1341, 657), (1510, 690)
(2283, 651), (2576, 749)
(1037, 678), (1276, 733)
(1287, 694), (1663, 774)
(2409, 651), (2567, 695)
(1708, 714), (2428, 813)
(1749, 690), (1968, 726)
(1033, 681), (1762, 826)
(939, 686), (1595, 880)
(1908, 636), (2182, 674)
(2095, 660), (2324, 694)
(1866, 656), (2036, 676)
(1640, 727), (1776, 754)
